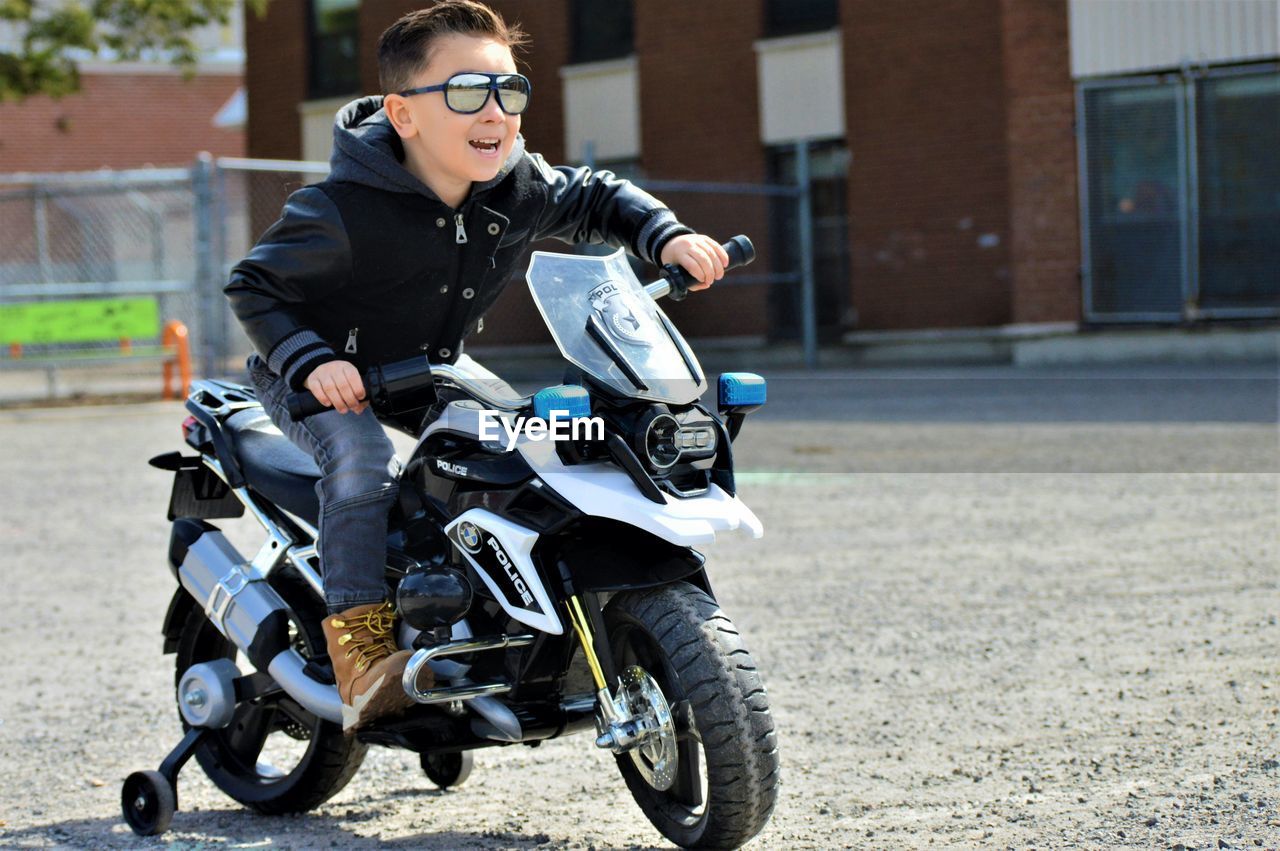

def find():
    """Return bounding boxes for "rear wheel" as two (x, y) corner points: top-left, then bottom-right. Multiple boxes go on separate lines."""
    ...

(174, 571), (366, 813)
(605, 582), (780, 849)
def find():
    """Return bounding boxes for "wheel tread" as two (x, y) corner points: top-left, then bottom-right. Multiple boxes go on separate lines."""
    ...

(606, 582), (780, 849)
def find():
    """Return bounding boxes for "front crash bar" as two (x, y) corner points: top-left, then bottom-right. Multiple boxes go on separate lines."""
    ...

(402, 633), (536, 704)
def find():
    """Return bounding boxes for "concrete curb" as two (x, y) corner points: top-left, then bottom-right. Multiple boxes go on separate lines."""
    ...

(843, 323), (1279, 367)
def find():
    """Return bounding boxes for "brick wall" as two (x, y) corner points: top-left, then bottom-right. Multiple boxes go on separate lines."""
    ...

(245, 0), (307, 159)
(0, 71), (243, 172)
(842, 0), (1014, 331)
(243, 1), (1083, 337)
(241, 0), (1090, 337)
(634, 0), (770, 339)
(999, 0), (1080, 324)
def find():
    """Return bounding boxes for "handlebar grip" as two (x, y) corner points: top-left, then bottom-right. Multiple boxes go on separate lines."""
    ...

(663, 235), (756, 301)
(285, 390), (331, 421)
(722, 234), (755, 269)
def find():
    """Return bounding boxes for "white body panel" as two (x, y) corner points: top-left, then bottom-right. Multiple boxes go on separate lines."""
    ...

(518, 438), (764, 547)
(445, 509), (564, 636)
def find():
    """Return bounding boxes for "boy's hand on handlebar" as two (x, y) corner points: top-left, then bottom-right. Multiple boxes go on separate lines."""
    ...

(660, 234), (730, 292)
(304, 361), (367, 414)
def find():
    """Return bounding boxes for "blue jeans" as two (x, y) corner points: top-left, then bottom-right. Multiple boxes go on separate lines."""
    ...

(248, 356), (399, 614)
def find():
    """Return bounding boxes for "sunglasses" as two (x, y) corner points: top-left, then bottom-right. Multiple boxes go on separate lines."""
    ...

(398, 72), (532, 115)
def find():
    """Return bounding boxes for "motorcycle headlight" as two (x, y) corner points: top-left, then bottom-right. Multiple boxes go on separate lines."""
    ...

(634, 408), (718, 473)
(643, 413), (681, 470)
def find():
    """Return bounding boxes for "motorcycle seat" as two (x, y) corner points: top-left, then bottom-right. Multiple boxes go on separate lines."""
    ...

(223, 408), (321, 522)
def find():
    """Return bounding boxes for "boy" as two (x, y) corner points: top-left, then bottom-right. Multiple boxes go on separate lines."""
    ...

(225, 0), (729, 732)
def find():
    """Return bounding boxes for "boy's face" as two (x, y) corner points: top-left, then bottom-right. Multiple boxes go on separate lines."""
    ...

(386, 34), (521, 201)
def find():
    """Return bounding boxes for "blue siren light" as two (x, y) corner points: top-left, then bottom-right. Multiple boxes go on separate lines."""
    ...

(718, 373), (767, 408)
(532, 384), (592, 420)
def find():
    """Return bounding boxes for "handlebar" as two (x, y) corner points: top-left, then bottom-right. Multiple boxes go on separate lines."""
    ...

(285, 235), (756, 421)
(285, 357), (439, 421)
(645, 234), (755, 302)
(285, 360), (531, 421)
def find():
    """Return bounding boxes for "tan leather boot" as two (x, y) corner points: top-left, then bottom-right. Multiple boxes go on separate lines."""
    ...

(322, 601), (425, 733)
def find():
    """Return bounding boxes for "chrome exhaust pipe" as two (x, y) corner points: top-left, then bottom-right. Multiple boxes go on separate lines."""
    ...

(170, 520), (343, 725)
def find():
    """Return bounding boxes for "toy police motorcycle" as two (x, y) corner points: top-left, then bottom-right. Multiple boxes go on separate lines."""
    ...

(124, 236), (779, 849)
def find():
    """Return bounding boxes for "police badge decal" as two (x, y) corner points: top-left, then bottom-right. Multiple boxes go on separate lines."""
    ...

(588, 280), (656, 347)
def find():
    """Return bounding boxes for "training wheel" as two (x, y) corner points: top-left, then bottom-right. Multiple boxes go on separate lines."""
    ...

(421, 750), (474, 789)
(121, 770), (176, 836)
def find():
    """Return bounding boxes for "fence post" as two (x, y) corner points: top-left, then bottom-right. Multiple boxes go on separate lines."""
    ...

(795, 140), (818, 369)
(192, 152), (217, 378)
(34, 188), (52, 286)
(213, 158), (230, 376)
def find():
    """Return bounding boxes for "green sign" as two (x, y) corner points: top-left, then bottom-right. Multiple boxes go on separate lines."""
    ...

(0, 297), (160, 344)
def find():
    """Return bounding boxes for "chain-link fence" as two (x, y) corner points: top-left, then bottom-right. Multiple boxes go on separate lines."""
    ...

(1, 149), (819, 397)
(0, 168), (204, 395)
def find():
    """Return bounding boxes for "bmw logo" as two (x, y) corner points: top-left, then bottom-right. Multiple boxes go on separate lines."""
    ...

(458, 522), (483, 553)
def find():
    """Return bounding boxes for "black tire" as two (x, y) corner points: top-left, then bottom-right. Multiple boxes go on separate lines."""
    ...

(605, 582), (780, 849)
(121, 770), (176, 836)
(175, 571), (367, 814)
(421, 750), (474, 789)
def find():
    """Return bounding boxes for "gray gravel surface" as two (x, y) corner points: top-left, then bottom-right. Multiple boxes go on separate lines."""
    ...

(0, 363), (1276, 849)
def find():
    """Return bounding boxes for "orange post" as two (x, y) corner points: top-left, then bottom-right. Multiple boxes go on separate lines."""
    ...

(8, 342), (20, 359)
(161, 321), (192, 399)
(119, 338), (133, 354)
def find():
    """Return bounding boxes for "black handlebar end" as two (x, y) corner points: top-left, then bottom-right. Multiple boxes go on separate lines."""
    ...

(661, 234), (756, 301)
(285, 391), (330, 421)
(724, 235), (755, 268)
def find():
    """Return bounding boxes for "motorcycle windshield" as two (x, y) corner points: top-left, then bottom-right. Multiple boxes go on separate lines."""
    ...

(526, 248), (707, 405)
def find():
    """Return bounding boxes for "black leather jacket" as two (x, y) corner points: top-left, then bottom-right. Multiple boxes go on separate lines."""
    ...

(225, 96), (692, 391)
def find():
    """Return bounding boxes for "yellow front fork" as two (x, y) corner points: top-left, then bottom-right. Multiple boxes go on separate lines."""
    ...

(565, 594), (609, 691)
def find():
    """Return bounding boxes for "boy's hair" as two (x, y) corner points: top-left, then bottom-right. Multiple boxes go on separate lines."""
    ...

(377, 1), (528, 95)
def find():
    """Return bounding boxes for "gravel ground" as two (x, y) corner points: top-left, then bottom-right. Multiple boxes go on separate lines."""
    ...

(0, 364), (1276, 849)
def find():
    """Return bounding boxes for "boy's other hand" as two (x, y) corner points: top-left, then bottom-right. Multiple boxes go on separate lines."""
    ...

(304, 361), (367, 415)
(660, 234), (730, 292)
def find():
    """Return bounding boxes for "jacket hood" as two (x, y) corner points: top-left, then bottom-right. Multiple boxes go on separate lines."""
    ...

(329, 95), (525, 200)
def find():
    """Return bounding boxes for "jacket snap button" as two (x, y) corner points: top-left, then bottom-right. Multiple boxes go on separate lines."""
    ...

(436, 217), (446, 227)
(438, 348), (451, 358)
(487, 222), (500, 235)
(439, 285), (449, 294)
(462, 288), (475, 299)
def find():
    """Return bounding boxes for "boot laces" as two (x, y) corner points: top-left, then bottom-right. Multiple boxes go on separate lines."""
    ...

(334, 602), (398, 673)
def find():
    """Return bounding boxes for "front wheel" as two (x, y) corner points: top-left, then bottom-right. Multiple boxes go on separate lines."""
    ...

(605, 583), (780, 849)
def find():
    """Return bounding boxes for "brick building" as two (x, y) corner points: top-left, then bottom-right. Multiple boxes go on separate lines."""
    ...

(242, 0), (1279, 341)
(0, 7), (247, 172)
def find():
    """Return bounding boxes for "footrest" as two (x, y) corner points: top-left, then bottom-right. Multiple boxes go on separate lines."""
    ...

(403, 633), (535, 704)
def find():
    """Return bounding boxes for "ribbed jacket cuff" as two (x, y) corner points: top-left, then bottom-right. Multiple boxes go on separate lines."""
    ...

(266, 329), (337, 392)
(634, 209), (693, 266)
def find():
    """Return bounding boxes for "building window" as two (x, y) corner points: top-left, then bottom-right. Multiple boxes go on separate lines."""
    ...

(309, 0), (360, 99)
(1079, 66), (1280, 321)
(767, 141), (852, 340)
(764, 0), (837, 38)
(570, 0), (633, 64)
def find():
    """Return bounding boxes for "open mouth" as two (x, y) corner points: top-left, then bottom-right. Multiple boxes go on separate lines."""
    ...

(469, 138), (501, 154)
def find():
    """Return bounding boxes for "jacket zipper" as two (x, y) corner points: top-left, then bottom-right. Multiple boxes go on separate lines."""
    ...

(454, 212), (468, 244)
(345, 327), (358, 354)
